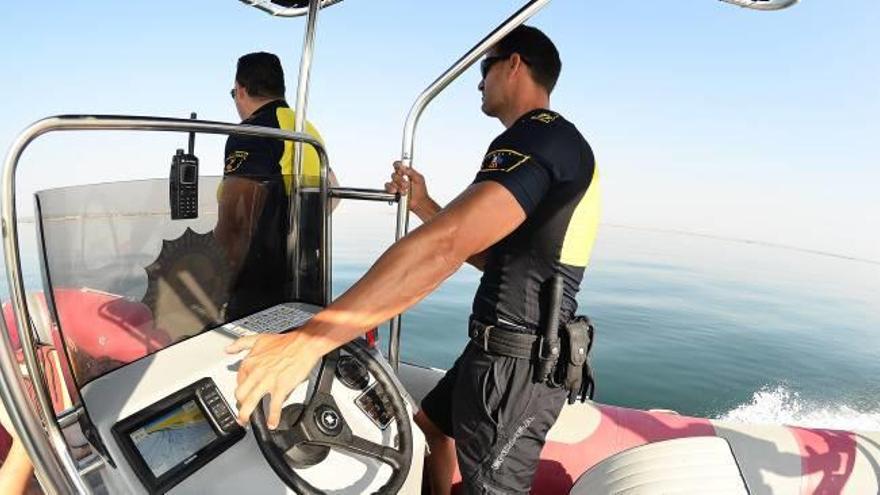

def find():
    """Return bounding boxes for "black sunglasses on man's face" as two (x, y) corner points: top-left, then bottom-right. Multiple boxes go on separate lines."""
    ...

(480, 53), (531, 80)
(229, 88), (236, 100)
(480, 55), (509, 80)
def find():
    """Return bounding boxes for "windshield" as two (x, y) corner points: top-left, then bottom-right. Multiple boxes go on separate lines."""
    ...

(32, 145), (316, 385)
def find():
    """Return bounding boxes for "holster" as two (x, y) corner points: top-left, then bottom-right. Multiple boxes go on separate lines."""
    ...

(555, 316), (596, 404)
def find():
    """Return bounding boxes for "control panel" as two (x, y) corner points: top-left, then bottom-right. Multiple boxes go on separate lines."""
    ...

(112, 378), (244, 494)
(355, 383), (394, 430)
(336, 355), (370, 390)
(196, 380), (238, 434)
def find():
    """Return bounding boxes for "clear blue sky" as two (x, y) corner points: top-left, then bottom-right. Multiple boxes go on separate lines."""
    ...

(0, 0), (877, 260)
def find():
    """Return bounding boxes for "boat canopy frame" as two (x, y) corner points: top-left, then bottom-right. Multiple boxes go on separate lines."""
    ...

(0, 0), (555, 487)
(238, 0), (344, 18)
(0, 0), (801, 493)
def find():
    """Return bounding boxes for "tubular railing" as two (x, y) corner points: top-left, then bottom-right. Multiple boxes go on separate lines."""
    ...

(238, 0), (344, 18)
(288, 0), (323, 302)
(0, 1), (800, 491)
(0, 115), (328, 494)
(388, 0), (554, 370)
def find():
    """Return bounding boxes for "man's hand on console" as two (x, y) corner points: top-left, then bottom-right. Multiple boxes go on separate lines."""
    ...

(226, 329), (329, 429)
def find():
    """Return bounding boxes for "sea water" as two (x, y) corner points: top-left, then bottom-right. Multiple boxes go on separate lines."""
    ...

(3, 204), (879, 431)
(331, 205), (880, 429)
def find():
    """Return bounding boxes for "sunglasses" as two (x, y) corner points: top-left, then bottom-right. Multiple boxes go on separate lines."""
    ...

(479, 53), (531, 80)
(480, 55), (509, 80)
(229, 88), (236, 99)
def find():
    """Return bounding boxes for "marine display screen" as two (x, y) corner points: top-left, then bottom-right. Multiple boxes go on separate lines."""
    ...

(113, 378), (245, 494)
(129, 400), (217, 478)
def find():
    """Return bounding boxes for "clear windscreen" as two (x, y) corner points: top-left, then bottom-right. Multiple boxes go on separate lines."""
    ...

(1, 123), (328, 390)
(35, 172), (295, 385)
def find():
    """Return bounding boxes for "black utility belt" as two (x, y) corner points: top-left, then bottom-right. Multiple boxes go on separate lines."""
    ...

(468, 316), (596, 404)
(468, 318), (541, 360)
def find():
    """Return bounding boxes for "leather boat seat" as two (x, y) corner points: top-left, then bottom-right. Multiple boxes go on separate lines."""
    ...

(570, 436), (749, 494)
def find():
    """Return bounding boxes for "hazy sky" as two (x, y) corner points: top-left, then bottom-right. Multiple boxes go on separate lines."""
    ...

(1, 0), (877, 261)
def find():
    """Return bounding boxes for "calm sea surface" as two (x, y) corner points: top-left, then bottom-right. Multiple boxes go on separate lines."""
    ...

(4, 204), (880, 430)
(331, 206), (880, 429)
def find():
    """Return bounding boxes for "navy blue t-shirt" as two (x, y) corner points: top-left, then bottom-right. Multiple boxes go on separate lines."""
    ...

(471, 109), (601, 333)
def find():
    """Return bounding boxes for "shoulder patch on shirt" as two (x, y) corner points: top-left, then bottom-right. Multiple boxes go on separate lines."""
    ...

(530, 112), (559, 124)
(479, 149), (530, 173)
(224, 151), (249, 174)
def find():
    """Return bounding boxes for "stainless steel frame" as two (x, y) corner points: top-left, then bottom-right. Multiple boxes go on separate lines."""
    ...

(288, 0), (324, 303)
(329, 187), (397, 202)
(241, 0), (330, 304)
(238, 0), (343, 18)
(719, 0), (799, 10)
(0, 318), (74, 494)
(384, 0), (800, 369)
(387, 0), (554, 369)
(0, 115), (328, 494)
(0, 0), (802, 491)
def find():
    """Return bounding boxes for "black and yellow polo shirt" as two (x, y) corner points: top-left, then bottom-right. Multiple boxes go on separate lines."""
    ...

(471, 109), (601, 333)
(221, 99), (324, 318)
(223, 99), (323, 189)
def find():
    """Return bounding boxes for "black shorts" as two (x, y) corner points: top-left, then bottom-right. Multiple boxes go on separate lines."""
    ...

(421, 342), (567, 494)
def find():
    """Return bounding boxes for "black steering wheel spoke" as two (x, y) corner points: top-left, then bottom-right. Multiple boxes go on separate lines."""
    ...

(313, 350), (340, 396)
(331, 434), (404, 470)
(251, 340), (413, 495)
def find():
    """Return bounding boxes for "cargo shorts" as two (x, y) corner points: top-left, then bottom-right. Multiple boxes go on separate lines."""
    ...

(421, 342), (567, 494)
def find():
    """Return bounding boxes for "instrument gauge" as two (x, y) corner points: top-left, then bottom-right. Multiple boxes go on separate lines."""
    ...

(336, 355), (369, 390)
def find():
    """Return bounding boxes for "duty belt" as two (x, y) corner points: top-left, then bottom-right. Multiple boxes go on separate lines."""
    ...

(468, 318), (540, 360)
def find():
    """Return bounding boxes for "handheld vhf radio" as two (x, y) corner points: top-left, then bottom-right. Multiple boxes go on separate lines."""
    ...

(170, 113), (199, 220)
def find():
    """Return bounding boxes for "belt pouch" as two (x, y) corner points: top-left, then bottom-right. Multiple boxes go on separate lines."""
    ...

(560, 316), (595, 403)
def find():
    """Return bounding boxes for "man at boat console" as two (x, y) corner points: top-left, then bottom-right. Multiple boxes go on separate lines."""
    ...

(227, 27), (601, 494)
(216, 51), (335, 320)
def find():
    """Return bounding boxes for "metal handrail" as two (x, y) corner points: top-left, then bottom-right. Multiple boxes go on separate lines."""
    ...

(1, 115), (328, 494)
(238, 0), (343, 18)
(289, 0), (323, 302)
(388, 0), (553, 370)
(0, 316), (75, 494)
(719, 0), (799, 10)
(329, 187), (396, 202)
(55, 407), (81, 429)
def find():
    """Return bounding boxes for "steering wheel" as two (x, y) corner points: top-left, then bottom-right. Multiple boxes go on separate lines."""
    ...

(251, 339), (414, 495)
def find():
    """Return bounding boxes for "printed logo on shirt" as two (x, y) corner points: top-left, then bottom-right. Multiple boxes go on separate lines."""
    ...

(224, 151), (249, 174)
(531, 112), (558, 124)
(480, 149), (530, 173)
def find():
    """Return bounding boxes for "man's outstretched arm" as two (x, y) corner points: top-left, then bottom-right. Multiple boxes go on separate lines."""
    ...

(228, 180), (526, 428)
(385, 162), (490, 271)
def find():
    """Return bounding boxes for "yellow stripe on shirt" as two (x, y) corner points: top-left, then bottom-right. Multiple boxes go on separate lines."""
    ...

(276, 107), (324, 194)
(559, 169), (602, 267)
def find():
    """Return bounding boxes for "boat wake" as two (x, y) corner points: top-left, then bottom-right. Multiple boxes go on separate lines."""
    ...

(717, 386), (880, 431)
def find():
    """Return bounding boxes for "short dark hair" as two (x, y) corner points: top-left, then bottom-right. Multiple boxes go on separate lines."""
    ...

(494, 25), (561, 93)
(235, 52), (286, 99)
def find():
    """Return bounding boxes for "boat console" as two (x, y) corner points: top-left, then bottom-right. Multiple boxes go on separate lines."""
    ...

(81, 302), (423, 494)
(110, 378), (245, 494)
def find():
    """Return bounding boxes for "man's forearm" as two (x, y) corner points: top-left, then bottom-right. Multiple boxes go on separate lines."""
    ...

(299, 219), (466, 355)
(296, 181), (522, 355)
(412, 197), (442, 223)
(412, 197), (487, 271)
